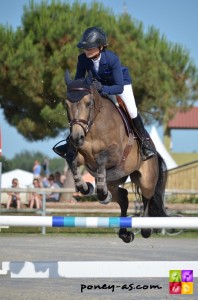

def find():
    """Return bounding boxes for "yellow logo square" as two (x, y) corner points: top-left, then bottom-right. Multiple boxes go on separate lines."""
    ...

(181, 282), (193, 294)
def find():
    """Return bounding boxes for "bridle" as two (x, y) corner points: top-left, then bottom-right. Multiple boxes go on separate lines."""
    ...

(67, 86), (102, 136)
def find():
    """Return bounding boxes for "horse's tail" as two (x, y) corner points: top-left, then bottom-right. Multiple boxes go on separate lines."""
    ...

(150, 152), (168, 216)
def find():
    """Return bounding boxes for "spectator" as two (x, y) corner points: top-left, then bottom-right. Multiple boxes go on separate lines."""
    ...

(41, 175), (49, 188)
(6, 178), (21, 209)
(54, 171), (64, 188)
(42, 157), (50, 176)
(29, 178), (42, 209)
(33, 160), (42, 178)
(46, 174), (60, 202)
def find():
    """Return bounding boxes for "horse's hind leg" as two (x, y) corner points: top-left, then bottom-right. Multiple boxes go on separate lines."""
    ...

(141, 195), (153, 238)
(141, 194), (166, 238)
(138, 155), (167, 238)
(108, 181), (134, 243)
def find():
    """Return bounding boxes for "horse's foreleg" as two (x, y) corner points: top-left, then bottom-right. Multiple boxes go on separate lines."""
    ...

(95, 151), (112, 204)
(69, 160), (94, 196)
(96, 168), (112, 204)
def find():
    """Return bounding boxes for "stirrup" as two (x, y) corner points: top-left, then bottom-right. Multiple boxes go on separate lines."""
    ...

(53, 139), (78, 163)
(52, 140), (68, 158)
(142, 149), (156, 161)
(141, 140), (156, 161)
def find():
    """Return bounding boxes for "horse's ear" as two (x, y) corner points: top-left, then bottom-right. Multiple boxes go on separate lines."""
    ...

(85, 70), (93, 86)
(64, 69), (72, 86)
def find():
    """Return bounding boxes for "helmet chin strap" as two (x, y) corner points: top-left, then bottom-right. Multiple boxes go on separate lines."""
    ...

(90, 47), (103, 60)
(91, 53), (100, 60)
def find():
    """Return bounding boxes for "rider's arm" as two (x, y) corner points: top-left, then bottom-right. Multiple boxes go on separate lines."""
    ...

(75, 54), (87, 79)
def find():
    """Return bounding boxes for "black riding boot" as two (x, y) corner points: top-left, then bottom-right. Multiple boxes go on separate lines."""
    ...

(53, 136), (77, 164)
(132, 114), (156, 160)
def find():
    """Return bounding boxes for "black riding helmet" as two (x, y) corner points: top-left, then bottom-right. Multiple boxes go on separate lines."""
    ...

(77, 27), (108, 49)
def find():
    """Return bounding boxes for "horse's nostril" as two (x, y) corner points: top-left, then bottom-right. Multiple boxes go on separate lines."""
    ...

(72, 135), (85, 148)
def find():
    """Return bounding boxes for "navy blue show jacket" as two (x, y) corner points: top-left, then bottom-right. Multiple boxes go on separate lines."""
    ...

(75, 50), (132, 95)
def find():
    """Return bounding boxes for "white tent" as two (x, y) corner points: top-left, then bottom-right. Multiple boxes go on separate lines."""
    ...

(150, 126), (177, 170)
(1, 169), (34, 188)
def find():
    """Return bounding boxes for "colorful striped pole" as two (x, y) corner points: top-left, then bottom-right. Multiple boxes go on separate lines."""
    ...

(0, 216), (198, 229)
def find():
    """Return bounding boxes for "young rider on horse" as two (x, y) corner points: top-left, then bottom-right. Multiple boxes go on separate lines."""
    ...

(54, 27), (155, 161)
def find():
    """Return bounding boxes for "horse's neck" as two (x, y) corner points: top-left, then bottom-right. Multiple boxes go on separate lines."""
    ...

(93, 90), (103, 111)
(94, 93), (124, 135)
(94, 93), (117, 119)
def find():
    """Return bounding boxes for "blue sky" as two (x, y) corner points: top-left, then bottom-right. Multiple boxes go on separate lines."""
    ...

(0, 0), (198, 159)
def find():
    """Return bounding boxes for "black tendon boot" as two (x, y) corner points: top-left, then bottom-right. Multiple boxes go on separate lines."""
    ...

(53, 136), (77, 164)
(132, 114), (156, 160)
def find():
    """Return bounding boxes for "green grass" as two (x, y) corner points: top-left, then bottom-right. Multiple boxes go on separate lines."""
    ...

(171, 152), (198, 165)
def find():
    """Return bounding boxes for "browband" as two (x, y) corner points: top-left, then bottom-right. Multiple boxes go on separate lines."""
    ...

(67, 87), (91, 93)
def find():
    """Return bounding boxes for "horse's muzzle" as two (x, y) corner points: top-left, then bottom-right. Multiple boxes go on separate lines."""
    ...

(72, 135), (85, 148)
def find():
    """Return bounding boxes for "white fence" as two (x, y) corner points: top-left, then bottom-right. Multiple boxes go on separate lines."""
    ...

(1, 187), (198, 234)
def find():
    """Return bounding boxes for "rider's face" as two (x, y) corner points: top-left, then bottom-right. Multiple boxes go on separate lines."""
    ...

(84, 47), (100, 59)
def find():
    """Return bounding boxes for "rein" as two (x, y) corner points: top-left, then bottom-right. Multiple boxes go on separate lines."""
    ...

(67, 86), (102, 135)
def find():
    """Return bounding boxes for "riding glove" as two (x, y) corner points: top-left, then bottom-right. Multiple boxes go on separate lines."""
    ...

(92, 79), (102, 92)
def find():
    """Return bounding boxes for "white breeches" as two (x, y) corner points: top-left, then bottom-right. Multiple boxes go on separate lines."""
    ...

(118, 84), (137, 119)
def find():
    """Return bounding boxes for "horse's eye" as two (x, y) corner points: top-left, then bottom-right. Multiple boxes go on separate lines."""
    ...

(86, 99), (93, 108)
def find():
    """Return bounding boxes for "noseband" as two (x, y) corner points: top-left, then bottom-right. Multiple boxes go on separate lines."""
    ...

(70, 118), (92, 135)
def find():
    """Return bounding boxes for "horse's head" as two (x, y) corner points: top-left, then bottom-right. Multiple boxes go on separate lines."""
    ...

(65, 71), (97, 148)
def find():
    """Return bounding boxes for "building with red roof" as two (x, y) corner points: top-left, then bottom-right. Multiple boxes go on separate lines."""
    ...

(164, 107), (198, 152)
(168, 107), (198, 129)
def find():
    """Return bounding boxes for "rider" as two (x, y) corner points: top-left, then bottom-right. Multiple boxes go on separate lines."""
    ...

(54, 27), (155, 161)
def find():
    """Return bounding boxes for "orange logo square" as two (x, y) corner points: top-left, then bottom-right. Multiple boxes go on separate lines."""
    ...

(181, 282), (193, 294)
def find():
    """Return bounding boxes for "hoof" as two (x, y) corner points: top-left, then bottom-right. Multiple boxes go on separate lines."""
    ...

(141, 228), (152, 238)
(98, 191), (112, 204)
(119, 231), (135, 243)
(80, 182), (94, 196)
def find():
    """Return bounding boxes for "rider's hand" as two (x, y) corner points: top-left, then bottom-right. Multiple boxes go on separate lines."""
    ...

(92, 79), (102, 92)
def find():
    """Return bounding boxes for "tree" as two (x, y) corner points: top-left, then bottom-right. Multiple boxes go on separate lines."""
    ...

(0, 0), (197, 142)
(10, 150), (46, 172)
(0, 156), (11, 172)
(3, 150), (64, 174)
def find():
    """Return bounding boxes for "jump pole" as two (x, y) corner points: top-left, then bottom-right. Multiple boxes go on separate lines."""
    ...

(0, 216), (198, 229)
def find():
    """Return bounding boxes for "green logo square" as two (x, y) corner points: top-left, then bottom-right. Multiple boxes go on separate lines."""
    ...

(169, 270), (181, 282)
